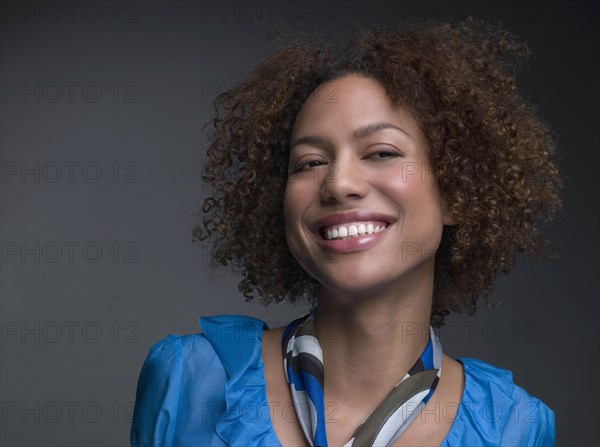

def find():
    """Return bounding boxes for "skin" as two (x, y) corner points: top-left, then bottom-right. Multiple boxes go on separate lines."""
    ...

(262, 74), (465, 446)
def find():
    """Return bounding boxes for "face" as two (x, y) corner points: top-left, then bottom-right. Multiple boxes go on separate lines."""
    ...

(284, 74), (455, 299)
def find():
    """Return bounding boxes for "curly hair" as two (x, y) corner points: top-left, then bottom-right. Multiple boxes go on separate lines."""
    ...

(193, 16), (563, 327)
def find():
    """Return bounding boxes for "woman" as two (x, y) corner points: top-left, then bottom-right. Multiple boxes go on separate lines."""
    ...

(131, 17), (561, 446)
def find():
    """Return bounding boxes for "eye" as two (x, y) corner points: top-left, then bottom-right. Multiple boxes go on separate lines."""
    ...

(369, 148), (403, 159)
(291, 158), (328, 173)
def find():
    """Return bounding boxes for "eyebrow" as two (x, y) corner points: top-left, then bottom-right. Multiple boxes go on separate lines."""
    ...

(289, 122), (412, 152)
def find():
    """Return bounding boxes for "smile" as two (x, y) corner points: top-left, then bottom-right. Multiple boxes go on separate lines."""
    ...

(320, 221), (390, 241)
(313, 222), (394, 253)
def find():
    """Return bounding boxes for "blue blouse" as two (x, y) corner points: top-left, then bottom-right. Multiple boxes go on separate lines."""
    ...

(131, 315), (555, 446)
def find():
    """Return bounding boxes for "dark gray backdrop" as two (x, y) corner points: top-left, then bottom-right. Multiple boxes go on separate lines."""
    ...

(1, 0), (598, 445)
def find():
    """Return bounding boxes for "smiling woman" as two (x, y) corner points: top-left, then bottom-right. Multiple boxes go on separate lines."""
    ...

(131, 16), (562, 447)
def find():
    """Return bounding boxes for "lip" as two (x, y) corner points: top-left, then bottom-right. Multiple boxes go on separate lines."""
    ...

(309, 210), (397, 254)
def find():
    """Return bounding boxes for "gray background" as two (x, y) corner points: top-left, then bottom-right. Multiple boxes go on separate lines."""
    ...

(1, 0), (598, 445)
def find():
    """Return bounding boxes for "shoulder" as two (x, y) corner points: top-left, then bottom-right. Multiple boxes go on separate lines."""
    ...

(141, 332), (210, 366)
(135, 331), (223, 385)
(138, 314), (268, 377)
(130, 332), (226, 444)
(131, 314), (269, 446)
(448, 358), (555, 446)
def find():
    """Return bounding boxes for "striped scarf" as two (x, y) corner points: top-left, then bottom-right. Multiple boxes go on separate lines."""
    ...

(282, 309), (442, 447)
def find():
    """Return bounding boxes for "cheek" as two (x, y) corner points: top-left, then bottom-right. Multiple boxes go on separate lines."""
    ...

(283, 183), (311, 233)
(282, 187), (296, 224)
(384, 164), (442, 208)
(377, 169), (413, 203)
(382, 168), (445, 243)
(283, 184), (320, 272)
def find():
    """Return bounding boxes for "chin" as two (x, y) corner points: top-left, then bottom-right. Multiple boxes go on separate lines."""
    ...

(316, 271), (394, 298)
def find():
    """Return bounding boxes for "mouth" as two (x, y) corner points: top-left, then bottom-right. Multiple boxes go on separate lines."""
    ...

(317, 221), (393, 241)
(308, 211), (397, 253)
(310, 220), (394, 254)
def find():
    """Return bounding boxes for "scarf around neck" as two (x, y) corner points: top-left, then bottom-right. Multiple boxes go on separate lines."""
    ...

(282, 309), (442, 447)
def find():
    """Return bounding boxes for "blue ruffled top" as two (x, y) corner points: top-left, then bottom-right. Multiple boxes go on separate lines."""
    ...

(131, 315), (555, 446)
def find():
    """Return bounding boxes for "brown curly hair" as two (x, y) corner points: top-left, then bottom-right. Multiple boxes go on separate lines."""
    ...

(193, 16), (563, 327)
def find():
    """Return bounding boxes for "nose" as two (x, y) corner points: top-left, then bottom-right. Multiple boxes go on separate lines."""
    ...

(320, 152), (369, 203)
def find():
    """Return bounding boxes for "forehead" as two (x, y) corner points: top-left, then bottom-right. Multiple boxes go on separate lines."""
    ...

(291, 74), (420, 141)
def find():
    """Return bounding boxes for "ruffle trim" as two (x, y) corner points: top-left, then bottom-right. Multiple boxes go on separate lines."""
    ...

(442, 357), (520, 446)
(199, 315), (281, 447)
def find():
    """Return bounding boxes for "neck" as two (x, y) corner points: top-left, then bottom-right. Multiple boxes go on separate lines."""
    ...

(314, 259), (434, 408)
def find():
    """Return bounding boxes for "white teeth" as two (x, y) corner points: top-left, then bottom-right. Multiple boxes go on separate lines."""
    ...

(324, 222), (389, 240)
(348, 225), (358, 237)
